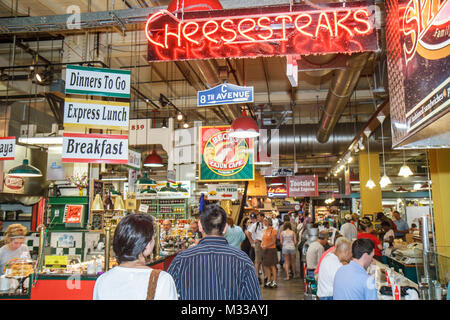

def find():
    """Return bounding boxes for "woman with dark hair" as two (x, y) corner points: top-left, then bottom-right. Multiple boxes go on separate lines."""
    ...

(241, 217), (254, 261)
(280, 221), (298, 280)
(93, 214), (178, 300)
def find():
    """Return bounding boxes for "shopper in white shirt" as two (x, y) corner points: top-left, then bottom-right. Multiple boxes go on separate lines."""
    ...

(246, 212), (266, 283)
(340, 214), (358, 242)
(93, 214), (178, 300)
(305, 230), (329, 278)
(317, 237), (352, 300)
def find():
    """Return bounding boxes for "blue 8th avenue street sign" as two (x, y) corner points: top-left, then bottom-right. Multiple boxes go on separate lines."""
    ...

(197, 83), (254, 107)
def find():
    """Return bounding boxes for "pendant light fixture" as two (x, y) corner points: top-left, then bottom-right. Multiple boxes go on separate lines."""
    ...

(91, 193), (104, 211)
(113, 195), (126, 211)
(137, 172), (157, 185)
(377, 113), (392, 188)
(254, 105), (272, 166)
(398, 150), (413, 177)
(269, 177), (285, 186)
(364, 129), (376, 189)
(229, 110), (260, 139)
(8, 68), (42, 178)
(144, 146), (164, 167)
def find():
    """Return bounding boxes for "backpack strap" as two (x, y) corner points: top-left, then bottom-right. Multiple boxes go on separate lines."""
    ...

(146, 269), (162, 300)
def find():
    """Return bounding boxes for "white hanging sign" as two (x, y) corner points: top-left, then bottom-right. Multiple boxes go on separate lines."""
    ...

(127, 149), (141, 170)
(0, 137), (15, 161)
(207, 184), (239, 200)
(64, 98), (130, 130)
(65, 65), (131, 98)
(62, 133), (128, 164)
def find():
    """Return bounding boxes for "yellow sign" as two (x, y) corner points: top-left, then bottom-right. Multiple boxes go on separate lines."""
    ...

(44, 255), (68, 270)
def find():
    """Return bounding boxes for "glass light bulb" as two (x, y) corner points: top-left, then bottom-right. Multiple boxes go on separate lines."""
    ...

(379, 175), (392, 188)
(398, 165), (413, 177)
(366, 179), (376, 189)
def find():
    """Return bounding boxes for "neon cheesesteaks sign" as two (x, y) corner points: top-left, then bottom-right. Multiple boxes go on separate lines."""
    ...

(145, 1), (378, 61)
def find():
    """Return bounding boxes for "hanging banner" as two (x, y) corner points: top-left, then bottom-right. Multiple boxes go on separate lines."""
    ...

(62, 133), (128, 164)
(199, 126), (254, 181)
(146, 1), (378, 61)
(287, 175), (319, 197)
(127, 149), (141, 170)
(385, 0), (450, 147)
(63, 98), (130, 130)
(65, 65), (131, 98)
(345, 167), (351, 196)
(198, 83), (254, 107)
(207, 184), (239, 200)
(0, 137), (15, 161)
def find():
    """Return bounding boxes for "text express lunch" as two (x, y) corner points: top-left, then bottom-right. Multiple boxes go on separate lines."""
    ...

(62, 133), (128, 164)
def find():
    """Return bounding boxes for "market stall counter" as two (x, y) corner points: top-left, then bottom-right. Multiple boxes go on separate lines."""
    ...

(0, 254), (177, 300)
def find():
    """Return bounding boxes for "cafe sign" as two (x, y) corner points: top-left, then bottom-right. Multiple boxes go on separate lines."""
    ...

(63, 98), (130, 130)
(199, 126), (254, 181)
(207, 184), (239, 200)
(62, 133), (128, 164)
(268, 185), (287, 198)
(0, 137), (15, 161)
(65, 65), (131, 98)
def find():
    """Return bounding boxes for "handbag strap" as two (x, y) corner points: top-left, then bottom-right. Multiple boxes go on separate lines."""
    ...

(146, 269), (162, 300)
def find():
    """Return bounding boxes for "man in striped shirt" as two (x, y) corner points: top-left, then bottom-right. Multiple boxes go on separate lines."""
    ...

(167, 204), (262, 300)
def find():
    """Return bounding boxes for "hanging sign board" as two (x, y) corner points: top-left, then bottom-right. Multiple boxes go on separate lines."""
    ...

(199, 126), (254, 181)
(197, 83), (254, 107)
(287, 175), (319, 197)
(207, 184), (239, 200)
(0, 137), (15, 161)
(127, 149), (141, 170)
(268, 168), (295, 177)
(268, 185), (287, 198)
(65, 65), (131, 98)
(146, 2), (378, 61)
(386, 0), (450, 148)
(64, 204), (84, 228)
(63, 98), (130, 130)
(62, 133), (128, 164)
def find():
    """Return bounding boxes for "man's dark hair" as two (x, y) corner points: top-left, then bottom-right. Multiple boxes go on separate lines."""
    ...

(352, 238), (375, 259)
(283, 215), (291, 222)
(411, 223), (417, 228)
(200, 204), (227, 236)
(381, 221), (391, 228)
(376, 212), (384, 221)
(258, 212), (265, 218)
(113, 214), (154, 264)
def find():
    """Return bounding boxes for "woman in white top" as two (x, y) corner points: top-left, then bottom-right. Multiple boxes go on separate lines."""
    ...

(317, 237), (352, 300)
(93, 214), (178, 300)
(280, 222), (298, 280)
(0, 224), (31, 276)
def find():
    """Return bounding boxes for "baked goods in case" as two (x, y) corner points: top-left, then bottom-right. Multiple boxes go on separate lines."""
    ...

(5, 258), (34, 277)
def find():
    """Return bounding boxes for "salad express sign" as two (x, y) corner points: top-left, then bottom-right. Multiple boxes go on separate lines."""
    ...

(62, 133), (128, 164)
(199, 126), (254, 181)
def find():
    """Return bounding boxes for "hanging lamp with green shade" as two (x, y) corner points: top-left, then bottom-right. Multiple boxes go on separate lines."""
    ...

(8, 159), (42, 177)
(160, 182), (177, 192)
(136, 172), (157, 185)
(176, 183), (188, 193)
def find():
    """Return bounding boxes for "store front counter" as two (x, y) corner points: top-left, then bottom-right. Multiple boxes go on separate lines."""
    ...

(0, 254), (178, 300)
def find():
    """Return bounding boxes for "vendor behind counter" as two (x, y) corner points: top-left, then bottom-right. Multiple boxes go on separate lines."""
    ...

(0, 224), (31, 276)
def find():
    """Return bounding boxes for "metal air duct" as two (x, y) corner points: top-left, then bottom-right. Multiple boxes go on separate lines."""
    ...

(316, 52), (372, 143)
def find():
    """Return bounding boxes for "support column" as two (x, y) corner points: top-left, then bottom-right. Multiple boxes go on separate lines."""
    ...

(428, 149), (450, 256)
(359, 152), (382, 216)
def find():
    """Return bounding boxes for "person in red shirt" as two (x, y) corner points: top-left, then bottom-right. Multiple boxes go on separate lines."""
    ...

(357, 221), (383, 261)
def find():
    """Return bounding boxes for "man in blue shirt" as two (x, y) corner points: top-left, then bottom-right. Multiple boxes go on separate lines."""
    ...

(168, 204), (261, 300)
(392, 211), (409, 239)
(333, 238), (378, 300)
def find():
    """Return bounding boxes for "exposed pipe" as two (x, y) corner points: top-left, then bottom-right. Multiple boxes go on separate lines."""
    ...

(316, 52), (372, 143)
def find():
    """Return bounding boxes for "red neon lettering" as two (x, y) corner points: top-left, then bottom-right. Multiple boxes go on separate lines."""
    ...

(182, 21), (200, 45)
(353, 9), (371, 35)
(165, 23), (181, 48)
(145, 11), (165, 48)
(294, 13), (313, 37)
(334, 10), (353, 37)
(221, 19), (237, 43)
(257, 17), (274, 40)
(238, 18), (257, 42)
(202, 20), (220, 44)
(275, 15), (292, 40)
(315, 12), (333, 38)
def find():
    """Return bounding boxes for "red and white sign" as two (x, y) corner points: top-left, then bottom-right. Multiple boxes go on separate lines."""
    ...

(287, 175), (319, 197)
(65, 205), (83, 224)
(0, 137), (15, 161)
(62, 133), (128, 164)
(145, 2), (378, 61)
